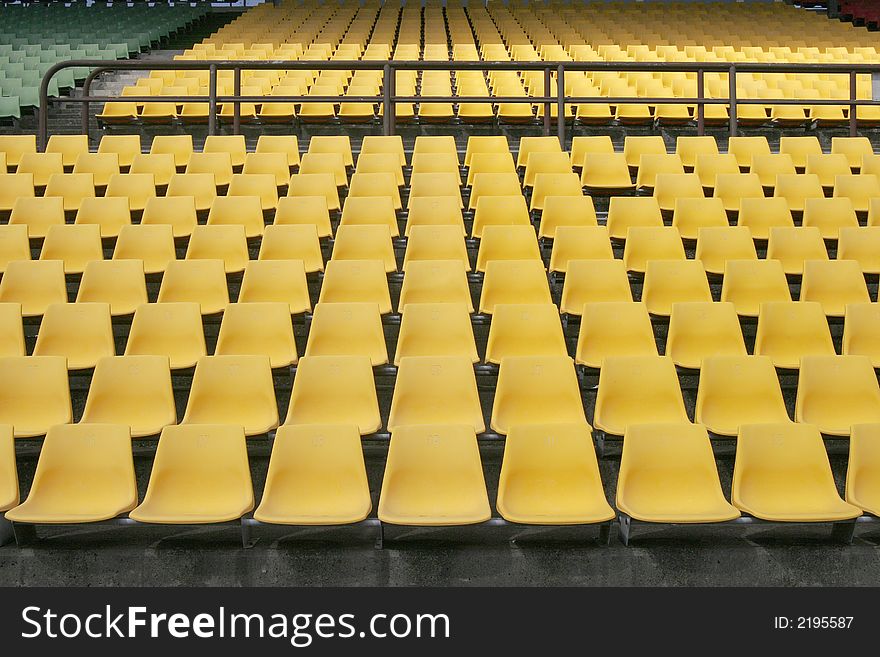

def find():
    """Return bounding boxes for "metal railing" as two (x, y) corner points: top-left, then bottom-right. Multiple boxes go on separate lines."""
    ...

(38, 58), (880, 150)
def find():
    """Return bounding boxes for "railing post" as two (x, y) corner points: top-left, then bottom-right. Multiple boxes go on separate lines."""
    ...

(696, 68), (705, 136)
(543, 66), (552, 137)
(233, 67), (241, 136)
(557, 63), (565, 146)
(382, 63), (392, 136)
(849, 69), (858, 138)
(728, 65), (738, 138)
(208, 63), (218, 137)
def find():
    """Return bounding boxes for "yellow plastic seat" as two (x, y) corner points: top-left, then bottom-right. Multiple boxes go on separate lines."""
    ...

(720, 258), (791, 318)
(256, 135), (300, 169)
(670, 197), (728, 241)
(359, 135), (404, 167)
(801, 198), (859, 241)
(831, 137), (873, 171)
(800, 259), (870, 317)
(8, 196), (64, 239)
(766, 226), (828, 275)
(833, 174), (880, 214)
(185, 152), (233, 187)
(485, 303), (567, 364)
(238, 259), (310, 315)
(5, 423), (137, 523)
(402, 225), (469, 272)
(331, 225), (396, 273)
(185, 225), (249, 274)
(693, 153), (740, 190)
(643, 259), (712, 317)
(570, 136), (614, 169)
(104, 173), (156, 213)
(575, 301), (656, 368)
(735, 197), (794, 241)
(141, 196), (197, 239)
(695, 355), (790, 436)
(622, 135), (666, 169)
(806, 154), (852, 190)
(124, 302), (205, 369)
(274, 196), (332, 238)
(0, 225), (29, 276)
(479, 259), (551, 315)
(130, 153), (176, 187)
(548, 226), (613, 273)
(779, 136), (823, 171)
(676, 136), (719, 170)
(98, 135), (142, 171)
(516, 136), (563, 169)
(227, 173), (279, 212)
(44, 173), (95, 213)
(497, 422), (614, 525)
(18, 152), (64, 187)
(129, 424), (254, 524)
(46, 135), (89, 169)
(243, 152), (292, 187)
(355, 152), (404, 187)
(79, 355), (176, 437)
(112, 224), (175, 275)
(157, 259), (228, 315)
(580, 153), (634, 194)
(635, 154), (685, 191)
(666, 301), (746, 369)
(388, 355), (483, 431)
(253, 424), (371, 525)
(258, 224), (323, 273)
(405, 196), (465, 236)
(398, 259), (473, 312)
(0, 302), (23, 357)
(773, 174), (824, 214)
(348, 172), (402, 211)
(203, 135), (247, 169)
(73, 153), (120, 189)
(309, 135), (354, 168)
(606, 197), (663, 240)
(468, 172), (522, 211)
(0, 424), (17, 511)
(33, 302), (114, 370)
(537, 196), (597, 239)
(750, 154), (797, 190)
(299, 153), (349, 189)
(622, 226), (686, 274)
(796, 355), (880, 435)
(287, 173), (342, 214)
(317, 259), (391, 314)
(694, 226), (758, 275)
(754, 301), (835, 369)
(0, 135), (37, 170)
(411, 152), (462, 185)
(304, 302), (386, 365)
(490, 355), (586, 434)
(0, 356), (71, 437)
(0, 173), (35, 213)
(470, 195), (530, 239)
(728, 136), (771, 171)
(522, 151), (572, 188)
(843, 303), (880, 366)
(149, 135), (193, 169)
(0, 259), (67, 317)
(215, 302), (297, 369)
(652, 173), (704, 215)
(464, 135), (509, 167)
(378, 424), (490, 526)
(205, 196), (265, 239)
(712, 173), (764, 214)
(846, 423), (880, 516)
(181, 355), (277, 435)
(593, 355), (689, 436)
(733, 423), (861, 521)
(72, 196), (130, 240)
(339, 196), (399, 237)
(530, 173), (582, 212)
(38, 224), (103, 275)
(617, 422), (740, 524)
(560, 259), (633, 315)
(166, 173), (217, 212)
(284, 355), (380, 433)
(465, 151), (516, 186)
(475, 225), (541, 272)
(393, 302), (477, 365)
(408, 172), (462, 211)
